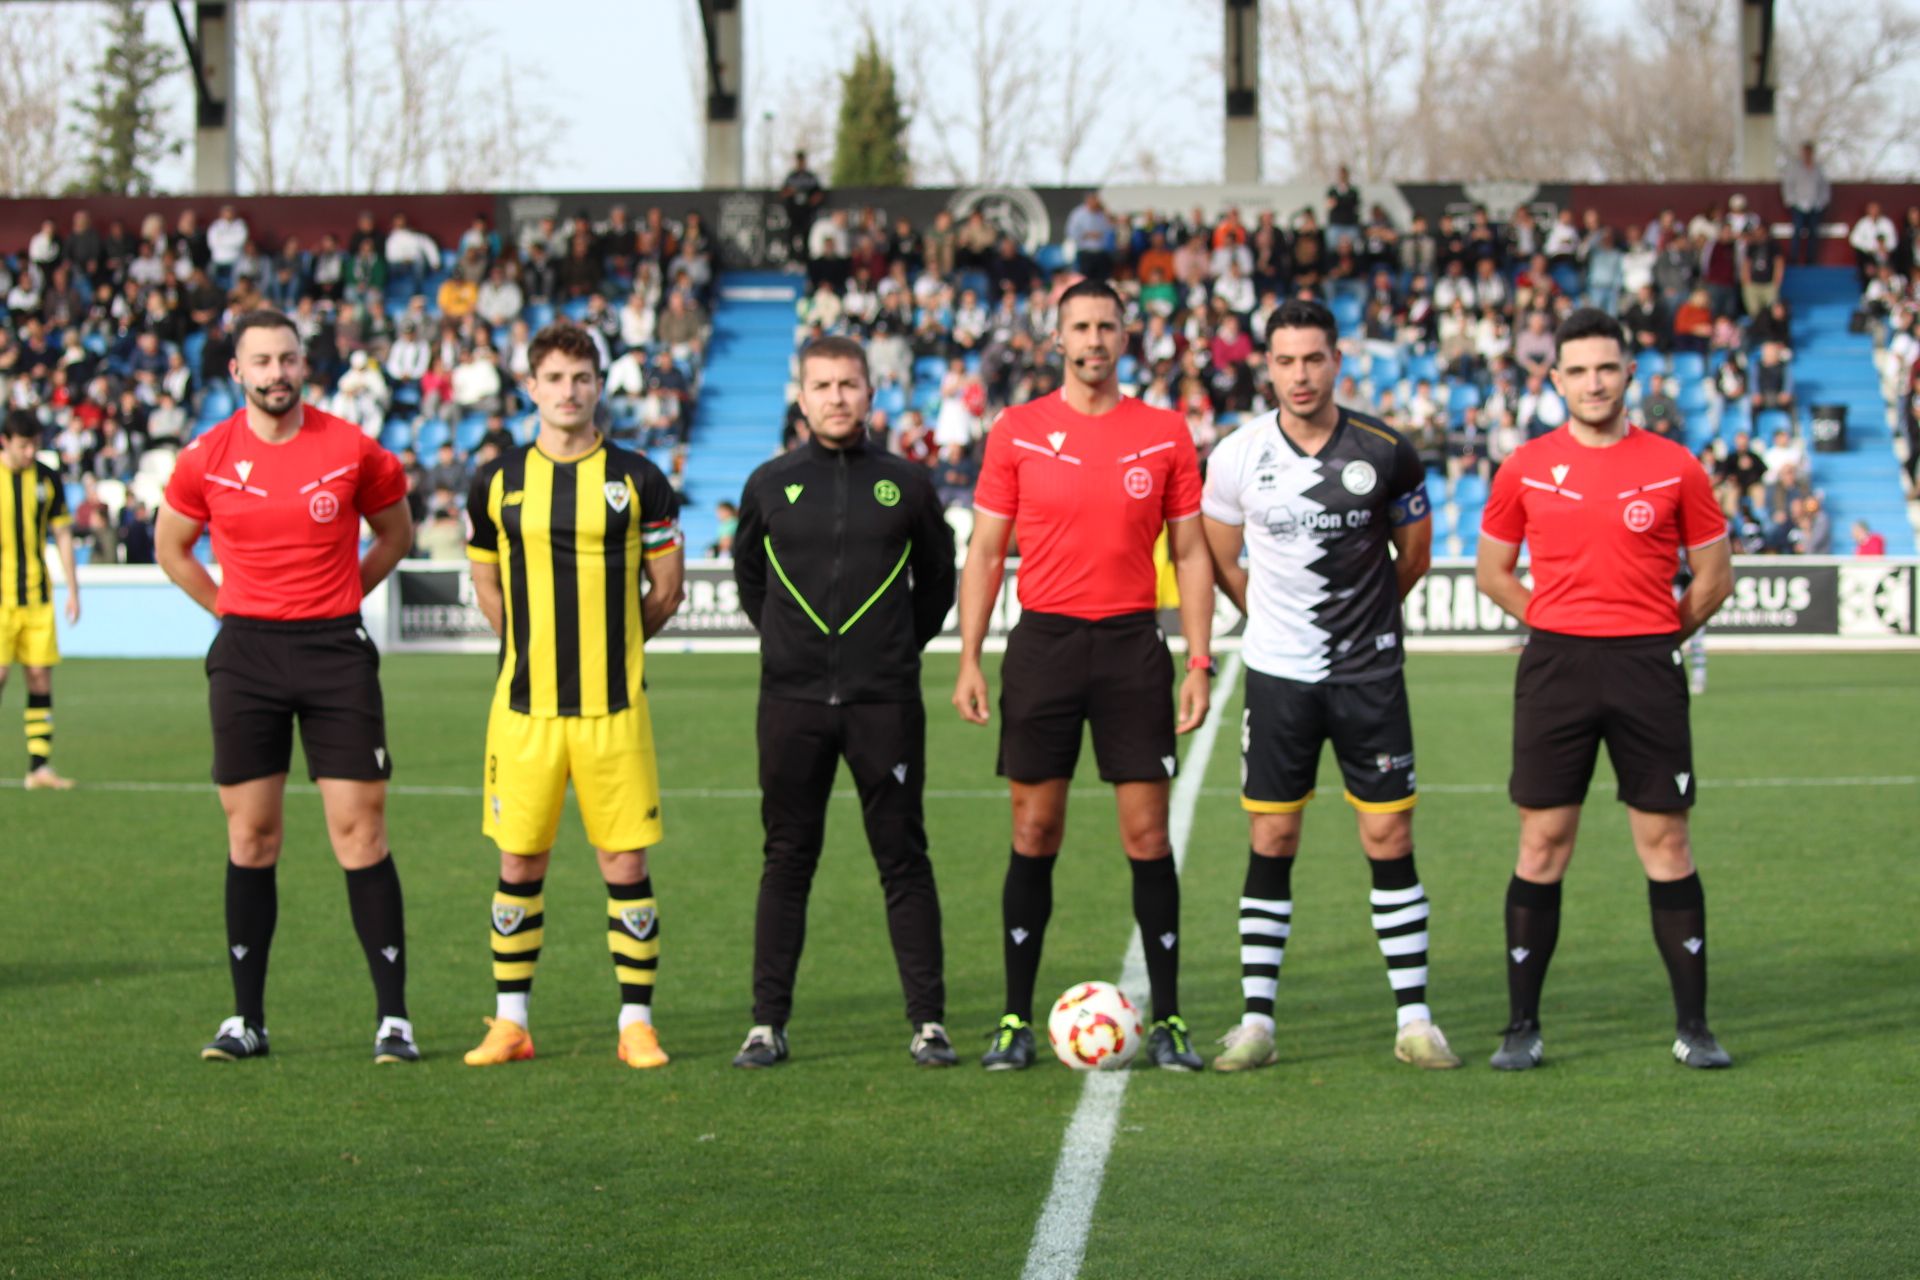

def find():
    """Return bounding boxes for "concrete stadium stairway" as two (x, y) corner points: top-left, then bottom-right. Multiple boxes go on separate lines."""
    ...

(1780, 267), (1915, 553)
(678, 272), (798, 557)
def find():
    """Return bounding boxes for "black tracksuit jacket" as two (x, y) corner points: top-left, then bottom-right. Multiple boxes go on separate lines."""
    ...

(733, 435), (957, 703)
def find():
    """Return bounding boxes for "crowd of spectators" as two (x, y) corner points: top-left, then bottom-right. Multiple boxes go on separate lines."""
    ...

(0, 200), (715, 564)
(773, 168), (1880, 557)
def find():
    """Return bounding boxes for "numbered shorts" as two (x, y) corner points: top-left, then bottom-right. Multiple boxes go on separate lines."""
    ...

(1509, 630), (1694, 812)
(206, 615), (391, 786)
(483, 696), (664, 854)
(997, 610), (1177, 783)
(0, 603), (58, 667)
(1241, 667), (1416, 814)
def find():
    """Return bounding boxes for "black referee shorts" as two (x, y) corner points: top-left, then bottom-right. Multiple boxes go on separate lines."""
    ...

(997, 610), (1176, 784)
(1510, 629), (1694, 812)
(206, 614), (393, 787)
(1241, 667), (1416, 814)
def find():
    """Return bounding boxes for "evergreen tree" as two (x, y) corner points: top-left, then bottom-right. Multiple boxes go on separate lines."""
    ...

(69, 0), (183, 195)
(831, 35), (910, 188)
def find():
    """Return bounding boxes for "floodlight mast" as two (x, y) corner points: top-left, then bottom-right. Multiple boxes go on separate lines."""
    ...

(172, 2), (236, 194)
(701, 0), (745, 189)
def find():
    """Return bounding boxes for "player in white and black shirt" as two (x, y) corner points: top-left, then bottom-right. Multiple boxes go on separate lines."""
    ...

(1200, 299), (1460, 1071)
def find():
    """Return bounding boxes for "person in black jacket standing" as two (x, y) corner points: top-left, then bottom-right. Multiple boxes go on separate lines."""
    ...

(731, 335), (959, 1068)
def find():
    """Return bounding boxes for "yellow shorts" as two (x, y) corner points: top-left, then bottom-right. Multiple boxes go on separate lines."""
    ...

(482, 695), (664, 855)
(0, 604), (59, 668)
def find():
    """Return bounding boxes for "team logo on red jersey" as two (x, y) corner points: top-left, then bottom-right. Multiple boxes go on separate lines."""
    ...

(1622, 499), (1655, 532)
(309, 491), (340, 523)
(1123, 466), (1154, 499)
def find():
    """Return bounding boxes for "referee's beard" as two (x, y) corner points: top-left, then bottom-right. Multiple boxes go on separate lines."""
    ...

(245, 382), (300, 416)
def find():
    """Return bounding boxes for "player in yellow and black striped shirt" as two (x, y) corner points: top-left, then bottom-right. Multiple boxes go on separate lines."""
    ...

(1, 411), (81, 790)
(461, 324), (685, 1071)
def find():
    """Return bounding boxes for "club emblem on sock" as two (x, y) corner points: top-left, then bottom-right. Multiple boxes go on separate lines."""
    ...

(1510, 946), (1530, 963)
(231, 944), (249, 960)
(380, 946), (400, 963)
(1683, 937), (1703, 955)
(1159, 932), (1177, 950)
(1010, 928), (1030, 945)
(621, 906), (657, 938)
(492, 903), (526, 934)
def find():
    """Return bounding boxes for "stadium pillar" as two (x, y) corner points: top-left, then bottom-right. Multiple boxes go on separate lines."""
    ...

(1223, 0), (1260, 184)
(172, 2), (235, 194)
(1735, 0), (1778, 180)
(703, 0), (745, 189)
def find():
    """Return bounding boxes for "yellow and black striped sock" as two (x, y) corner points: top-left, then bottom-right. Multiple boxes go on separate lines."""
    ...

(490, 877), (544, 1024)
(25, 692), (52, 773)
(607, 877), (658, 1022)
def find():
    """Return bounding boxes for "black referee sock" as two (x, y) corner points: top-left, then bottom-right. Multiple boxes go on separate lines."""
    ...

(1648, 872), (1709, 1030)
(1130, 856), (1181, 1023)
(225, 862), (277, 1027)
(1001, 850), (1056, 1023)
(345, 855), (409, 1020)
(1504, 876), (1562, 1028)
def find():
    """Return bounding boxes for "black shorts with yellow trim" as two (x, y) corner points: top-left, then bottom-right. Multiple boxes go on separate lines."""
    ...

(482, 692), (665, 855)
(1240, 667), (1416, 815)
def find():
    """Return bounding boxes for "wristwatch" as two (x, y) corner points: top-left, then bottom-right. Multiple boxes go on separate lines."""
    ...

(1185, 654), (1216, 678)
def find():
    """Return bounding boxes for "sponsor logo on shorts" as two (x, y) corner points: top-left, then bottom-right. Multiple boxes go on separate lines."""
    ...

(309, 491), (340, 523)
(1375, 751), (1415, 772)
(604, 480), (631, 513)
(646, 805), (659, 820)
(1341, 460), (1377, 495)
(1123, 466), (1154, 499)
(492, 903), (526, 934)
(873, 479), (901, 507)
(1623, 498), (1656, 532)
(621, 906), (656, 938)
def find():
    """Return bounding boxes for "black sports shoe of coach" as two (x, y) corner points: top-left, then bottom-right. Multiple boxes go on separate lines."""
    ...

(731, 335), (958, 1066)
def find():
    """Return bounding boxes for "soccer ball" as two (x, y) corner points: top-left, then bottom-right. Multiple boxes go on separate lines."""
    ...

(1047, 981), (1143, 1070)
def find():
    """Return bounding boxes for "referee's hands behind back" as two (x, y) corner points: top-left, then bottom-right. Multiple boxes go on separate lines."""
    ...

(952, 662), (991, 725)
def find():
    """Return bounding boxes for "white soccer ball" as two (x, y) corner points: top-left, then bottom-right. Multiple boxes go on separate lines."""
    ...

(1046, 981), (1143, 1070)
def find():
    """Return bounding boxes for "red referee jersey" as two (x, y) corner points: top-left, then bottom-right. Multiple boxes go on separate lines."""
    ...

(164, 406), (408, 620)
(972, 392), (1202, 620)
(1480, 424), (1726, 636)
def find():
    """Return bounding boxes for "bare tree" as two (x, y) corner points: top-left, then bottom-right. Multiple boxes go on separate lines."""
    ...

(0, 7), (73, 195)
(237, 3), (285, 193)
(1778, 0), (1920, 176)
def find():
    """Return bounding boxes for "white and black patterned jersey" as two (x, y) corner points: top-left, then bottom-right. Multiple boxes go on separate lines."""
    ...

(1202, 408), (1429, 683)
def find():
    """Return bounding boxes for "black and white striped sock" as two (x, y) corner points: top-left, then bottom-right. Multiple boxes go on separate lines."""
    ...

(1369, 852), (1431, 1029)
(1238, 851), (1293, 1033)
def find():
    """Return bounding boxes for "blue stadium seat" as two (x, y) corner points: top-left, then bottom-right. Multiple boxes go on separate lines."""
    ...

(1637, 350), (1669, 378)
(455, 416), (490, 454)
(1369, 353), (1403, 387)
(958, 270), (990, 300)
(1454, 471), (1489, 508)
(73, 543), (92, 566)
(1671, 352), (1705, 382)
(914, 355), (948, 384)
(523, 303), (555, 331)
(1117, 354), (1139, 385)
(1406, 351), (1439, 384)
(414, 418), (451, 452)
(379, 419), (414, 453)
(1035, 244), (1067, 274)
(561, 298), (592, 322)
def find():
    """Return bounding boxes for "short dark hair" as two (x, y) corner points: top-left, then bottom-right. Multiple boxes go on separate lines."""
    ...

(525, 322), (602, 377)
(232, 308), (299, 350)
(4, 409), (42, 440)
(798, 335), (870, 383)
(1263, 298), (1339, 351)
(1553, 307), (1627, 358)
(1055, 278), (1125, 328)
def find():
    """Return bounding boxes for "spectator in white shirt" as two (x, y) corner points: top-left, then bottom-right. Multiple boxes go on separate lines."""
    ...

(1851, 202), (1898, 286)
(476, 264), (524, 327)
(384, 214), (439, 292)
(452, 346), (505, 415)
(386, 323), (431, 384)
(206, 205), (249, 286)
(1433, 260), (1477, 311)
(620, 292), (656, 349)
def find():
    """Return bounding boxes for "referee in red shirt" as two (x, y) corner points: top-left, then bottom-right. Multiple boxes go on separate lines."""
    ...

(157, 309), (419, 1064)
(1477, 308), (1735, 1071)
(954, 279), (1216, 1071)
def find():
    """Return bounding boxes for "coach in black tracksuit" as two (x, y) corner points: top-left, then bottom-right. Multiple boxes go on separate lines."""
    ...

(730, 335), (958, 1067)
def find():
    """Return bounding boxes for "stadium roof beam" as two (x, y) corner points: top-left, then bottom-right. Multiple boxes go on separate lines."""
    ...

(1737, 0), (1778, 179)
(1223, 0), (1260, 183)
(170, 1), (235, 194)
(699, 0), (744, 189)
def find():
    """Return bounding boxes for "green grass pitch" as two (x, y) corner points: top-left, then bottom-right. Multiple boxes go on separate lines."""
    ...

(2, 651), (1916, 1278)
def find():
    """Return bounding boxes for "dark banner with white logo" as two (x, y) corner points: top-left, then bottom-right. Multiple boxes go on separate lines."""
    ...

(388, 559), (1918, 652)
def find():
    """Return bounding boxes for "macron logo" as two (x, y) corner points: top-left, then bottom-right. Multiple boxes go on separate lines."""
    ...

(380, 946), (400, 963)
(236, 460), (254, 483)
(1550, 464), (1569, 486)
(1161, 755), (1177, 777)
(1684, 937), (1703, 955)
(231, 944), (249, 960)
(1010, 928), (1030, 945)
(1675, 772), (1691, 794)
(1159, 932), (1177, 951)
(1047, 431), (1067, 453)
(1510, 947), (1530, 963)
(892, 763), (908, 784)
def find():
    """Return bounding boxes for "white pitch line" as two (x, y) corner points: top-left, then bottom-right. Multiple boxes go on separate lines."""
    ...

(1, 771), (1914, 802)
(1020, 652), (1244, 1280)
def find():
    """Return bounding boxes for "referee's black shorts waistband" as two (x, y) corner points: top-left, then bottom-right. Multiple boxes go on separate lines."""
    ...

(219, 612), (365, 634)
(1528, 628), (1680, 651)
(1013, 609), (1159, 635)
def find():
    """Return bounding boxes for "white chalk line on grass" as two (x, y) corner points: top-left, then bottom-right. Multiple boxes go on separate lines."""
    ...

(4, 772), (1913, 802)
(1019, 652), (1245, 1280)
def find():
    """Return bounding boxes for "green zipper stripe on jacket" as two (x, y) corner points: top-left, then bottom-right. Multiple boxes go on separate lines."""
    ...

(765, 536), (829, 634)
(837, 543), (912, 634)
